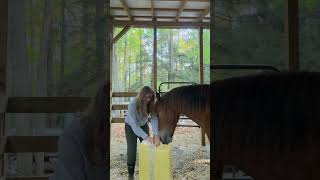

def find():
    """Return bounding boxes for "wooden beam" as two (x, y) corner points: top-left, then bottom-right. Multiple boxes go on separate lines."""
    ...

(119, 0), (133, 21)
(199, 6), (210, 22)
(6, 97), (92, 113)
(198, 27), (205, 146)
(111, 7), (205, 13)
(111, 104), (128, 110)
(112, 25), (131, 44)
(287, 0), (299, 71)
(112, 20), (210, 29)
(112, 92), (137, 97)
(0, 0), (8, 177)
(111, 6), (203, 12)
(176, 0), (188, 22)
(113, 15), (210, 20)
(111, 118), (125, 123)
(106, 0), (111, 172)
(214, 15), (232, 22)
(153, 21), (158, 91)
(3, 136), (59, 153)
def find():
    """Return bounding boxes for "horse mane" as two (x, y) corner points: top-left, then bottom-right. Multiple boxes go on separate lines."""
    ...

(158, 84), (210, 114)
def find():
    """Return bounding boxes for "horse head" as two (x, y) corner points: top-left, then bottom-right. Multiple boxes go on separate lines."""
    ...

(154, 92), (179, 144)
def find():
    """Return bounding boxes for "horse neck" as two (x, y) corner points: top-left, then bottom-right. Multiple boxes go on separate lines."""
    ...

(178, 107), (202, 125)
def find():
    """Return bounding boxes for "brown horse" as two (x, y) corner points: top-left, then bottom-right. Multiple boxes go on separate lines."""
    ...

(213, 71), (320, 180)
(152, 84), (210, 144)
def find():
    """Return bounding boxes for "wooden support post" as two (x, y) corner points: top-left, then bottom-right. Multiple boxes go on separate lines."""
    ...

(153, 18), (158, 91)
(0, 0), (8, 176)
(199, 27), (205, 146)
(106, 0), (111, 172)
(287, 0), (299, 71)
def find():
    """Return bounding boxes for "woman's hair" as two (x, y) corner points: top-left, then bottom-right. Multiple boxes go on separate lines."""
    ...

(136, 86), (155, 117)
(80, 81), (109, 166)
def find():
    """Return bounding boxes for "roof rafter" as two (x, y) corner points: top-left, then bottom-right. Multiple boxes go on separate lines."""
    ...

(198, 6), (210, 22)
(175, 0), (188, 22)
(119, 0), (133, 21)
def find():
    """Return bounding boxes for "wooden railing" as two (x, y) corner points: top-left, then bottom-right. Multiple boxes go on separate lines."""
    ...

(111, 92), (137, 123)
(1, 91), (203, 179)
(0, 92), (135, 179)
(1, 96), (93, 180)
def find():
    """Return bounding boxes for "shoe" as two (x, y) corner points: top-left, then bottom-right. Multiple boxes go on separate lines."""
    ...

(128, 165), (135, 177)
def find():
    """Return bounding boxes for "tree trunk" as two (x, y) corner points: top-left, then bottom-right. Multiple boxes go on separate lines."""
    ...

(139, 30), (143, 86)
(168, 30), (173, 89)
(113, 44), (119, 91)
(123, 37), (127, 92)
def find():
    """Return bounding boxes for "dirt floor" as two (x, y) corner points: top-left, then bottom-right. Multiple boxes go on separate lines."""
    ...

(110, 123), (210, 180)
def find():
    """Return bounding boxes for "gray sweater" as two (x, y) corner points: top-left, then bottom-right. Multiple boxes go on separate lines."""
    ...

(125, 98), (159, 139)
(49, 119), (108, 180)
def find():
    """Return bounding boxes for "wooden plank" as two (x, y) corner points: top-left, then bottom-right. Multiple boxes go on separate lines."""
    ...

(3, 136), (58, 153)
(112, 92), (137, 97)
(111, 118), (125, 123)
(0, 0), (8, 177)
(6, 97), (92, 113)
(112, 20), (210, 29)
(176, 0), (188, 22)
(119, 0), (132, 21)
(112, 24), (131, 44)
(153, 22), (158, 91)
(5, 176), (49, 180)
(111, 104), (128, 110)
(287, 0), (299, 71)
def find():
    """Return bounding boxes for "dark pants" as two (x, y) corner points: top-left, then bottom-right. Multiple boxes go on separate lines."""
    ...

(125, 123), (149, 167)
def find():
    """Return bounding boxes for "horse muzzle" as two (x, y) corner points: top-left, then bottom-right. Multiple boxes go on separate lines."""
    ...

(159, 131), (173, 144)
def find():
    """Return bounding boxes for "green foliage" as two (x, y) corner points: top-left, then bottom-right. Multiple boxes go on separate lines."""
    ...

(114, 28), (210, 92)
